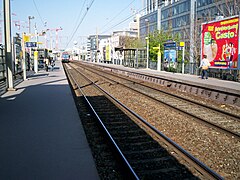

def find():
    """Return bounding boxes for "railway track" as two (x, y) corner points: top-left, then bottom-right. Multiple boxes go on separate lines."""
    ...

(73, 61), (240, 139)
(89, 62), (240, 107)
(64, 63), (223, 179)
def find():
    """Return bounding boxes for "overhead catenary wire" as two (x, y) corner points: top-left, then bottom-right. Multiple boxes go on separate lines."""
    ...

(65, 0), (95, 49)
(69, 0), (87, 40)
(32, 0), (46, 27)
(65, 1), (148, 48)
(100, 5), (147, 35)
(99, 0), (136, 34)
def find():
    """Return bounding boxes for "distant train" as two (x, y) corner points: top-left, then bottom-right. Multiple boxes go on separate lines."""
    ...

(61, 52), (70, 63)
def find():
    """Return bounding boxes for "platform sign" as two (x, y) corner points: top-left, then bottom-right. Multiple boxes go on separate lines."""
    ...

(164, 42), (176, 49)
(23, 34), (30, 42)
(25, 42), (37, 47)
(201, 16), (239, 69)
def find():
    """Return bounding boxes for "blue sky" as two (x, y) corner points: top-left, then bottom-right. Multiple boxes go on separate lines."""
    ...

(2, 0), (143, 49)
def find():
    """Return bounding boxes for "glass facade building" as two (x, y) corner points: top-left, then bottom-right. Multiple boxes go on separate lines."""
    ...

(140, 0), (239, 39)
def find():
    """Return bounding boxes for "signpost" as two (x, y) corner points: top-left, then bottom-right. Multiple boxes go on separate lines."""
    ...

(23, 33), (40, 73)
(180, 42), (185, 74)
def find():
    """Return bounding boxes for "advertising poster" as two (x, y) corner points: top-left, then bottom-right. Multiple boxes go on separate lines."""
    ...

(201, 16), (239, 69)
(164, 42), (177, 68)
(164, 50), (177, 63)
(106, 44), (110, 61)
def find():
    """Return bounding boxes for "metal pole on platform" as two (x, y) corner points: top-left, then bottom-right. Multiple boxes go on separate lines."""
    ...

(146, 37), (149, 69)
(157, 44), (161, 71)
(180, 41), (185, 74)
(182, 46), (185, 74)
(3, 0), (15, 90)
(145, 19), (149, 69)
(22, 33), (26, 80)
(189, 0), (195, 74)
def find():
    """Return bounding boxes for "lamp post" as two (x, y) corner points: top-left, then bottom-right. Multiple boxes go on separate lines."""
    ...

(28, 16), (34, 34)
(145, 19), (149, 69)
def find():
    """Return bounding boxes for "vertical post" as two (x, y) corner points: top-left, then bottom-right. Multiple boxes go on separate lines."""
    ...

(4, 0), (15, 90)
(28, 16), (31, 34)
(22, 33), (26, 80)
(189, 0), (196, 74)
(96, 27), (99, 63)
(180, 41), (185, 74)
(33, 50), (38, 73)
(145, 19), (149, 69)
(33, 25), (38, 73)
(146, 37), (149, 69)
(49, 30), (53, 50)
(28, 16), (34, 34)
(157, 44), (161, 71)
(182, 46), (185, 74)
(56, 30), (58, 50)
(44, 33), (47, 48)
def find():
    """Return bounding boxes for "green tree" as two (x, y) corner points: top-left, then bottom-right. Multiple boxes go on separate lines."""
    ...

(148, 29), (181, 62)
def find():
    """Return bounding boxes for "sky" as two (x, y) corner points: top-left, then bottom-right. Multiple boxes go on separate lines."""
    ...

(1, 0), (143, 50)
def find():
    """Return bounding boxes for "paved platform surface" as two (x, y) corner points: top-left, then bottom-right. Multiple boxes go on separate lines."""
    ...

(0, 61), (99, 179)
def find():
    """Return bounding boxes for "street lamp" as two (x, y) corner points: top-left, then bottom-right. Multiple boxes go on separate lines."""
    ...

(28, 16), (34, 34)
(145, 19), (149, 69)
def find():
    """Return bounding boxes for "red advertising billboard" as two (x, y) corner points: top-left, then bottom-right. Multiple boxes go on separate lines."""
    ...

(201, 16), (239, 69)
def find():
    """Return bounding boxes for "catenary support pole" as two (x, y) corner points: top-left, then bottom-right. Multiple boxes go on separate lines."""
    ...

(4, 0), (15, 90)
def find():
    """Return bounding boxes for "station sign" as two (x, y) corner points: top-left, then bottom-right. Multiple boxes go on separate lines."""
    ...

(164, 42), (176, 49)
(23, 34), (30, 42)
(25, 42), (37, 47)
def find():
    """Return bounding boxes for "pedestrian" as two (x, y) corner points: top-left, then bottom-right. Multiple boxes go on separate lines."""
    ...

(50, 59), (55, 71)
(200, 54), (210, 79)
(44, 57), (49, 72)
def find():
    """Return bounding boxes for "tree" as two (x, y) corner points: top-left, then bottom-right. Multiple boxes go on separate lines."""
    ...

(148, 29), (180, 62)
(124, 36), (145, 49)
(215, 0), (240, 17)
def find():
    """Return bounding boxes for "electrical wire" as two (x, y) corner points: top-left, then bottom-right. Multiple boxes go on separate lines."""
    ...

(100, 5), (147, 35)
(99, 0), (136, 33)
(32, 0), (45, 27)
(65, 0), (95, 49)
(69, 0), (87, 40)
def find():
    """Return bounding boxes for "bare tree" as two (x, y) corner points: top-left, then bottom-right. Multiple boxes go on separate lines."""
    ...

(215, 0), (240, 16)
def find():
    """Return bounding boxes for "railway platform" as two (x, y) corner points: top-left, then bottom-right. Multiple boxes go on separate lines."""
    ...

(0, 61), (99, 179)
(87, 62), (240, 106)
(102, 63), (240, 93)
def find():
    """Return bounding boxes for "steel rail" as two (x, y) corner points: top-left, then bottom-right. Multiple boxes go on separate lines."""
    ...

(78, 61), (240, 119)
(64, 63), (140, 180)
(88, 62), (240, 98)
(68, 63), (223, 180)
(76, 63), (240, 139)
